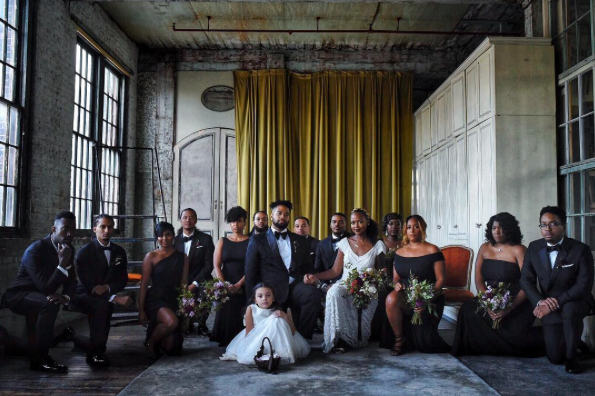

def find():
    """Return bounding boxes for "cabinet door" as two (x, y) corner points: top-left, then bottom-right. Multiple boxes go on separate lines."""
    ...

(415, 114), (422, 159)
(443, 86), (452, 142)
(454, 134), (468, 241)
(428, 151), (439, 244)
(466, 62), (478, 129)
(467, 124), (481, 260)
(412, 161), (419, 213)
(446, 139), (457, 240)
(437, 145), (449, 246)
(451, 72), (466, 136)
(422, 106), (431, 154)
(436, 91), (447, 145)
(478, 119), (495, 227)
(478, 48), (493, 123)
(431, 100), (439, 149)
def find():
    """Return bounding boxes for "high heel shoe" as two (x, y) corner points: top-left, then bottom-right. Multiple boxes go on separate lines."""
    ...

(145, 342), (159, 360)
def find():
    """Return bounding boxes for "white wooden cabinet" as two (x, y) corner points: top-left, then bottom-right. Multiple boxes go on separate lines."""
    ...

(412, 38), (557, 297)
(415, 114), (422, 159)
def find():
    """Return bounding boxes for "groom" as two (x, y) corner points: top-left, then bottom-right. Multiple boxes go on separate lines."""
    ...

(245, 200), (322, 339)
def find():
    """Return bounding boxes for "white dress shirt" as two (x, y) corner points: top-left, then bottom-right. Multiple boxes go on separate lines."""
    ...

(547, 238), (564, 269)
(183, 231), (195, 256)
(272, 226), (294, 284)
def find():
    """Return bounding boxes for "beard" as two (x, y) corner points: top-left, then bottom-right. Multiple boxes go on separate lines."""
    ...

(254, 225), (269, 233)
(273, 220), (288, 231)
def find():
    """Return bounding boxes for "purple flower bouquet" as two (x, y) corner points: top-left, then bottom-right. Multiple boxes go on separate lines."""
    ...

(475, 282), (512, 329)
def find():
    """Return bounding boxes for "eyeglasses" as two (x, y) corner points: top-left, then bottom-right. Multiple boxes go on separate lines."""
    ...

(538, 222), (564, 229)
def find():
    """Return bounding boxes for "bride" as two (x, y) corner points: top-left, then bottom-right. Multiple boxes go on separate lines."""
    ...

(305, 208), (386, 353)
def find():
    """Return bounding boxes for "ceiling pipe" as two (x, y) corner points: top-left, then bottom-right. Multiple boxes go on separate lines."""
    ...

(172, 18), (520, 37)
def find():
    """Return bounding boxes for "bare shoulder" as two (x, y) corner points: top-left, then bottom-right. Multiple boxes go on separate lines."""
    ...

(512, 244), (527, 255)
(425, 243), (440, 254)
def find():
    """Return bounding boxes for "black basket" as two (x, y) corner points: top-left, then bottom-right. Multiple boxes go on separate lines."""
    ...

(253, 336), (281, 374)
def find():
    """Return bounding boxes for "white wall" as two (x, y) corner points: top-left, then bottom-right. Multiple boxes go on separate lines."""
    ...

(175, 71), (235, 144)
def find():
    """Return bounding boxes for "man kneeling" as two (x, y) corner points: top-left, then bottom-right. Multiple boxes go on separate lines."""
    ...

(72, 214), (131, 367)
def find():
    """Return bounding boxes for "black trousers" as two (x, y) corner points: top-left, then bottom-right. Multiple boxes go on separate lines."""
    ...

(284, 281), (322, 339)
(74, 295), (114, 354)
(9, 291), (60, 359)
(542, 300), (590, 364)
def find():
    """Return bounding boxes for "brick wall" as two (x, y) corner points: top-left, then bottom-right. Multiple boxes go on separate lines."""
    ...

(0, 1), (139, 334)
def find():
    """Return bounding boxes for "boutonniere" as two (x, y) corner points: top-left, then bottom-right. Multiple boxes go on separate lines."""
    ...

(293, 240), (300, 253)
(114, 256), (124, 266)
(194, 240), (203, 249)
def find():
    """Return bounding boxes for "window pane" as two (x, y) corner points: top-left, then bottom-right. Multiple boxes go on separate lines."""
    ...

(6, 26), (15, 66)
(567, 23), (578, 69)
(9, 105), (18, 145)
(0, 186), (4, 226)
(581, 70), (593, 115)
(557, 84), (566, 124)
(7, 0), (17, 27)
(569, 171), (582, 214)
(567, 0), (578, 25)
(4, 65), (14, 101)
(569, 120), (580, 162)
(554, 32), (567, 74)
(0, 101), (6, 142)
(577, 14), (592, 63)
(7, 145), (16, 185)
(585, 216), (595, 248)
(0, 22), (5, 62)
(586, 169), (595, 213)
(568, 216), (582, 239)
(584, 114), (595, 159)
(577, 0), (591, 18)
(569, 77), (580, 120)
(5, 185), (14, 226)
(0, 144), (4, 183)
(552, 0), (567, 37)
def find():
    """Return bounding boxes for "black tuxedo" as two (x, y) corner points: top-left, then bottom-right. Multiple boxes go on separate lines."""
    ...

(174, 230), (215, 285)
(306, 236), (319, 270)
(520, 237), (594, 363)
(72, 239), (128, 354)
(1, 236), (76, 359)
(315, 233), (350, 285)
(245, 228), (321, 338)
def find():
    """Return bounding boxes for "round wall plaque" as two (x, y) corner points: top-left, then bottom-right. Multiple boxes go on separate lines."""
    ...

(201, 85), (235, 112)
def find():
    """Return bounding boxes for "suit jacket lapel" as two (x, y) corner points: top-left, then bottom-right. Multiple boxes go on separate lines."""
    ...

(174, 235), (185, 254)
(549, 238), (570, 289)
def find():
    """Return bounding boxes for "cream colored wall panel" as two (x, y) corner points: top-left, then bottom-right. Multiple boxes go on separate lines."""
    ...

(451, 72), (466, 137)
(422, 105), (432, 155)
(466, 62), (478, 128)
(477, 48), (494, 123)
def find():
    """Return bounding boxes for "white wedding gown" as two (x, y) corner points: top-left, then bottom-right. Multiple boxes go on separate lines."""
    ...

(323, 238), (387, 353)
(221, 304), (311, 365)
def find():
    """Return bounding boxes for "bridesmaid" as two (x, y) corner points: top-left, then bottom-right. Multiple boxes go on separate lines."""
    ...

(210, 206), (250, 347)
(451, 212), (544, 357)
(139, 222), (189, 359)
(372, 212), (403, 341)
(384, 215), (449, 355)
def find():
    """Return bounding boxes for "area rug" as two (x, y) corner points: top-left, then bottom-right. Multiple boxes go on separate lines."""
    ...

(119, 337), (498, 396)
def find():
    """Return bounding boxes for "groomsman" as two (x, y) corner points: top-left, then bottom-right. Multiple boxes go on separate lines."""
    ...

(1, 211), (77, 373)
(249, 210), (269, 236)
(174, 208), (215, 336)
(315, 213), (350, 289)
(72, 214), (132, 367)
(520, 206), (595, 374)
(294, 216), (319, 269)
(245, 200), (322, 339)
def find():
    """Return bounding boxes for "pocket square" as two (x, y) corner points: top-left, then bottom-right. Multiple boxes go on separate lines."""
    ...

(195, 246), (203, 249)
(114, 257), (124, 266)
(561, 264), (574, 268)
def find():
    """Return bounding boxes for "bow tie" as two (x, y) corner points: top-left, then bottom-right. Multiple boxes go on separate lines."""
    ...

(274, 231), (288, 240)
(100, 245), (113, 251)
(183, 236), (193, 242)
(546, 244), (560, 253)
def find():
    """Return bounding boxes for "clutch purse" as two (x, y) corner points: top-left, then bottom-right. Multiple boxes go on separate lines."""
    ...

(253, 336), (281, 374)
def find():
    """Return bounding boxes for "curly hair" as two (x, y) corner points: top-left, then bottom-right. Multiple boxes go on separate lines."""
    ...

(539, 205), (567, 225)
(402, 214), (427, 246)
(225, 206), (248, 223)
(485, 212), (523, 245)
(381, 212), (403, 234)
(351, 208), (379, 242)
(269, 200), (293, 211)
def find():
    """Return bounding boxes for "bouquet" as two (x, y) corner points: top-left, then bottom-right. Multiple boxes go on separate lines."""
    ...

(177, 285), (201, 333)
(405, 272), (438, 325)
(342, 265), (385, 310)
(475, 282), (512, 329)
(198, 278), (233, 313)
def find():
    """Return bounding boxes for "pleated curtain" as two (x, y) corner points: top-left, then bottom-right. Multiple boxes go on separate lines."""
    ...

(234, 69), (413, 238)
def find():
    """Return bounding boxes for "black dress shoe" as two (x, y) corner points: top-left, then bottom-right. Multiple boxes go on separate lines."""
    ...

(197, 324), (211, 337)
(565, 357), (583, 374)
(86, 353), (110, 368)
(30, 356), (68, 373)
(53, 326), (76, 346)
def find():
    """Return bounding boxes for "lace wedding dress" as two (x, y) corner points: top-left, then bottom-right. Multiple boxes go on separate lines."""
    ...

(323, 238), (387, 353)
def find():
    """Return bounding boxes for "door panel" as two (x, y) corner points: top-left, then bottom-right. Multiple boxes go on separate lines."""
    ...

(478, 48), (493, 123)
(466, 62), (478, 128)
(452, 73), (466, 136)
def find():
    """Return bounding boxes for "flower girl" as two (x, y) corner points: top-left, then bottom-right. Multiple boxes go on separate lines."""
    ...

(220, 283), (310, 365)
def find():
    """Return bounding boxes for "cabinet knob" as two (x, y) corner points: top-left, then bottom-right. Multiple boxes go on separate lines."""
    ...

(437, 225), (441, 229)
(453, 225), (458, 229)
(476, 223), (482, 228)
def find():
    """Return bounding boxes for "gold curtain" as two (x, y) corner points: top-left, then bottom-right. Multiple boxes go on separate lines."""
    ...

(235, 70), (413, 238)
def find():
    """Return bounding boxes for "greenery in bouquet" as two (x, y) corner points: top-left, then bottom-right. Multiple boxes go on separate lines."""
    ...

(405, 272), (437, 325)
(475, 282), (512, 329)
(177, 285), (201, 333)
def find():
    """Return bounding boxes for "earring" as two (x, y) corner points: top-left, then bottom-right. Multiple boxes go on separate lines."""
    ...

(385, 231), (388, 237)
